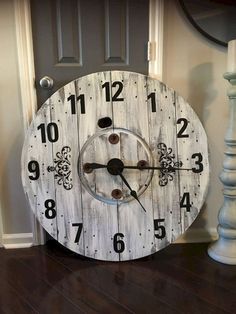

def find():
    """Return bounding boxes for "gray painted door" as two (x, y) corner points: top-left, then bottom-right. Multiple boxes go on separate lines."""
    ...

(30, 0), (149, 106)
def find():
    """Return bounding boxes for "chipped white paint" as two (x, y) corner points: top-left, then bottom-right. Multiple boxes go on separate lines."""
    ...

(22, 71), (209, 261)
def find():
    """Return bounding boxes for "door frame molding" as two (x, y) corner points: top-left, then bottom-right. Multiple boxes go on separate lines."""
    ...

(7, 0), (164, 246)
(149, 0), (164, 80)
(14, 0), (37, 131)
(12, 0), (45, 246)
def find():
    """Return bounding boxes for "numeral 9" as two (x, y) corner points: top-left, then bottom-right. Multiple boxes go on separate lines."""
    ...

(28, 161), (40, 180)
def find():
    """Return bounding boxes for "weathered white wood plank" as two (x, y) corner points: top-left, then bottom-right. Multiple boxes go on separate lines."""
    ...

(112, 71), (155, 260)
(21, 101), (57, 239)
(77, 72), (119, 261)
(49, 81), (85, 255)
(146, 78), (181, 249)
(175, 94), (209, 232)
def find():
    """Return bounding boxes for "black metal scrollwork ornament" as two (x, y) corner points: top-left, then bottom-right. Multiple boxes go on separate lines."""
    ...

(157, 143), (183, 186)
(47, 146), (73, 190)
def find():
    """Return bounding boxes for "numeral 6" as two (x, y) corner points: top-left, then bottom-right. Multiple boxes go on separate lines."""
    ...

(113, 233), (125, 253)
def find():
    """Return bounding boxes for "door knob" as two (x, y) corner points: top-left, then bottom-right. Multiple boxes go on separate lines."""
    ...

(39, 76), (54, 89)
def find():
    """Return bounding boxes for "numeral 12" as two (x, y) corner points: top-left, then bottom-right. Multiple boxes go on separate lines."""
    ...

(102, 81), (124, 102)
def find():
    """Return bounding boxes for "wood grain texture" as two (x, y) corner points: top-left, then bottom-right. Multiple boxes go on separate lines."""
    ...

(146, 79), (181, 249)
(21, 101), (57, 239)
(21, 71), (209, 261)
(49, 82), (84, 255)
(175, 94), (210, 232)
(76, 72), (120, 260)
(111, 71), (155, 260)
(0, 242), (234, 314)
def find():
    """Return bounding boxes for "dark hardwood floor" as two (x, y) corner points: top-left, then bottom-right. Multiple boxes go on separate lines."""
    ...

(0, 241), (235, 314)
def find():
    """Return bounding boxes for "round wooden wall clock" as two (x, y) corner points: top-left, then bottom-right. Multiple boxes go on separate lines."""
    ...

(21, 71), (209, 261)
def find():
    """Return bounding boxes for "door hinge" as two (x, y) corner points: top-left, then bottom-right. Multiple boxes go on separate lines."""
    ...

(147, 41), (156, 61)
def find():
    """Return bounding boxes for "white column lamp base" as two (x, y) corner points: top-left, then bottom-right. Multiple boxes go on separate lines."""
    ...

(208, 238), (236, 265)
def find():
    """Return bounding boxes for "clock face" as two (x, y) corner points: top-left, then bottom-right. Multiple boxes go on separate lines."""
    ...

(21, 71), (209, 261)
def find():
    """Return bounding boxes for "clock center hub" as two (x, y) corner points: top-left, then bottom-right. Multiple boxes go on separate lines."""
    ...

(107, 158), (124, 175)
(78, 128), (153, 204)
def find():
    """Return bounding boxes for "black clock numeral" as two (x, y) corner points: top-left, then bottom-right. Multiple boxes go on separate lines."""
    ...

(113, 233), (125, 253)
(112, 81), (124, 101)
(180, 192), (191, 212)
(102, 82), (110, 101)
(44, 199), (56, 219)
(67, 94), (86, 114)
(147, 92), (157, 112)
(78, 95), (85, 114)
(102, 81), (124, 102)
(154, 218), (166, 239)
(177, 118), (189, 138)
(72, 223), (83, 243)
(192, 153), (204, 173)
(67, 95), (76, 114)
(28, 160), (40, 180)
(37, 123), (59, 143)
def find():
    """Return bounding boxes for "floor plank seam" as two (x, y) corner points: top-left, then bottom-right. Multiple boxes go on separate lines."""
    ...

(159, 258), (234, 313)
(32, 246), (136, 314)
(15, 256), (88, 314)
(39, 246), (180, 313)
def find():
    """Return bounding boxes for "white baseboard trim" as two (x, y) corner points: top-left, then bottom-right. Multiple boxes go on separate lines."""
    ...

(2, 233), (33, 249)
(1, 229), (218, 249)
(175, 228), (218, 244)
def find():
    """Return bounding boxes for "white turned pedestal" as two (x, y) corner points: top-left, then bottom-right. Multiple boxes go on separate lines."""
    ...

(208, 72), (236, 264)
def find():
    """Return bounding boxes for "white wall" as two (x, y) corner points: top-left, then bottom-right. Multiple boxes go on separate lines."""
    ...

(163, 0), (229, 241)
(0, 0), (32, 241)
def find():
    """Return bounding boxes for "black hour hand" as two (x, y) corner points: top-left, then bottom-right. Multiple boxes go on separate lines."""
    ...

(82, 162), (107, 173)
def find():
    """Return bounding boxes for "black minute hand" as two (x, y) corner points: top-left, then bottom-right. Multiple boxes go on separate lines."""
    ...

(123, 165), (191, 171)
(118, 172), (146, 212)
(85, 163), (190, 171)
